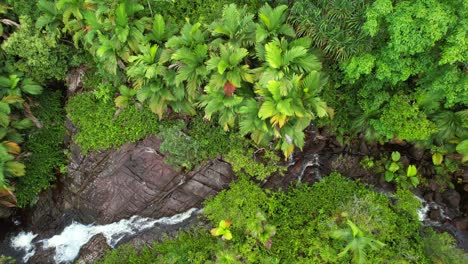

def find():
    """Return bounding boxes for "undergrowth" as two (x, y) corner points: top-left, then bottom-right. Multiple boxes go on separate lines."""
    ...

(66, 93), (159, 154)
(15, 90), (65, 207)
(98, 173), (468, 263)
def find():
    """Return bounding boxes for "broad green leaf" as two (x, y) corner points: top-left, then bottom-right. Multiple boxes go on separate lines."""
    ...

(410, 176), (419, 187)
(0, 76), (12, 88)
(407, 165), (417, 177)
(21, 81), (43, 95)
(217, 60), (229, 74)
(314, 98), (329, 118)
(283, 46), (307, 64)
(276, 99), (293, 116)
(0, 102), (10, 114)
(96, 44), (113, 58)
(115, 3), (128, 27)
(223, 230), (233, 240)
(385, 171), (394, 182)
(116, 26), (129, 43)
(388, 162), (399, 173)
(258, 100), (277, 119)
(0, 113), (9, 128)
(347, 220), (362, 238)
(266, 80), (282, 101)
(5, 161), (25, 177)
(456, 140), (468, 156)
(265, 42), (282, 69)
(219, 220), (231, 229)
(1, 96), (23, 104)
(210, 228), (221, 236)
(391, 151), (400, 162)
(256, 25), (269, 43)
(281, 140), (295, 159)
(11, 119), (33, 130)
(152, 14), (166, 42)
(114, 96), (127, 107)
(228, 48), (248, 66)
(432, 153), (443, 165)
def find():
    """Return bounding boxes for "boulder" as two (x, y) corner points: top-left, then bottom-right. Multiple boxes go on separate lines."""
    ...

(76, 234), (111, 264)
(442, 189), (461, 209)
(0, 206), (11, 219)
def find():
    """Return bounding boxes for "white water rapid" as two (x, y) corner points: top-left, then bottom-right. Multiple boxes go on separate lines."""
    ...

(10, 232), (38, 263)
(10, 208), (199, 264)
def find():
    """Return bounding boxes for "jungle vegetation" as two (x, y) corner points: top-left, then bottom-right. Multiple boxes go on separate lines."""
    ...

(0, 0), (466, 263)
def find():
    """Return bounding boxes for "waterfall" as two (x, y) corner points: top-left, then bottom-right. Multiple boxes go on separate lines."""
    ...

(298, 153), (321, 182)
(10, 208), (199, 264)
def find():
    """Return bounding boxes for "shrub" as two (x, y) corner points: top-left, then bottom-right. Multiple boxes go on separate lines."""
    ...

(1, 16), (71, 83)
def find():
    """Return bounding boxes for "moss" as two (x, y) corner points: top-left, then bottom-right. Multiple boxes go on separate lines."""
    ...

(15, 90), (66, 207)
(66, 93), (159, 154)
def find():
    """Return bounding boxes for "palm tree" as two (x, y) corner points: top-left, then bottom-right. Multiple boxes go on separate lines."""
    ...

(166, 21), (209, 102)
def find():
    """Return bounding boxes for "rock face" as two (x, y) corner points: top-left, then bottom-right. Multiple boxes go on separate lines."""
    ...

(32, 135), (233, 229)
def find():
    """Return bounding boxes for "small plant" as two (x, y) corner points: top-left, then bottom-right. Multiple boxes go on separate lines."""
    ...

(158, 121), (202, 171)
(331, 219), (386, 264)
(384, 151), (401, 183)
(456, 139), (468, 163)
(225, 146), (285, 181)
(383, 151), (419, 189)
(246, 211), (276, 249)
(211, 220), (233, 241)
(431, 146), (446, 166)
(360, 156), (375, 170)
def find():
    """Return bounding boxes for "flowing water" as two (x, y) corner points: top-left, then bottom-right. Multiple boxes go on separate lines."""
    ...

(7, 208), (199, 264)
(297, 153), (321, 182)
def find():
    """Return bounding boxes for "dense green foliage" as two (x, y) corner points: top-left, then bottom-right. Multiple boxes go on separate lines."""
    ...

(66, 93), (158, 154)
(1, 16), (72, 83)
(290, 0), (371, 62)
(290, 0), (467, 164)
(99, 173), (467, 263)
(158, 116), (285, 178)
(15, 90), (66, 207)
(155, 0), (271, 25)
(31, 1), (331, 158)
(0, 3), (466, 264)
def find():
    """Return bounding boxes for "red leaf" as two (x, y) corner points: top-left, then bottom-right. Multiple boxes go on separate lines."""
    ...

(223, 82), (236, 97)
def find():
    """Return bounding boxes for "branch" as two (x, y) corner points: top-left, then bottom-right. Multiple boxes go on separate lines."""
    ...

(0, 18), (20, 28)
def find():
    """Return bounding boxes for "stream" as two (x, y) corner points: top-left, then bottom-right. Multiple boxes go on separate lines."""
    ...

(4, 208), (199, 263)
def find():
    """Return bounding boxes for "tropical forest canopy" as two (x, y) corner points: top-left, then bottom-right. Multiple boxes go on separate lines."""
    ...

(0, 0), (466, 263)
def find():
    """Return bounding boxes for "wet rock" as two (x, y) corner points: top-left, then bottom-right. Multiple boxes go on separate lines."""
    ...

(76, 234), (111, 264)
(30, 191), (66, 233)
(423, 192), (434, 202)
(0, 206), (11, 219)
(429, 180), (440, 192)
(409, 146), (425, 161)
(429, 208), (443, 222)
(28, 247), (55, 264)
(442, 189), (461, 209)
(359, 140), (369, 155)
(453, 217), (468, 231)
(434, 192), (443, 204)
